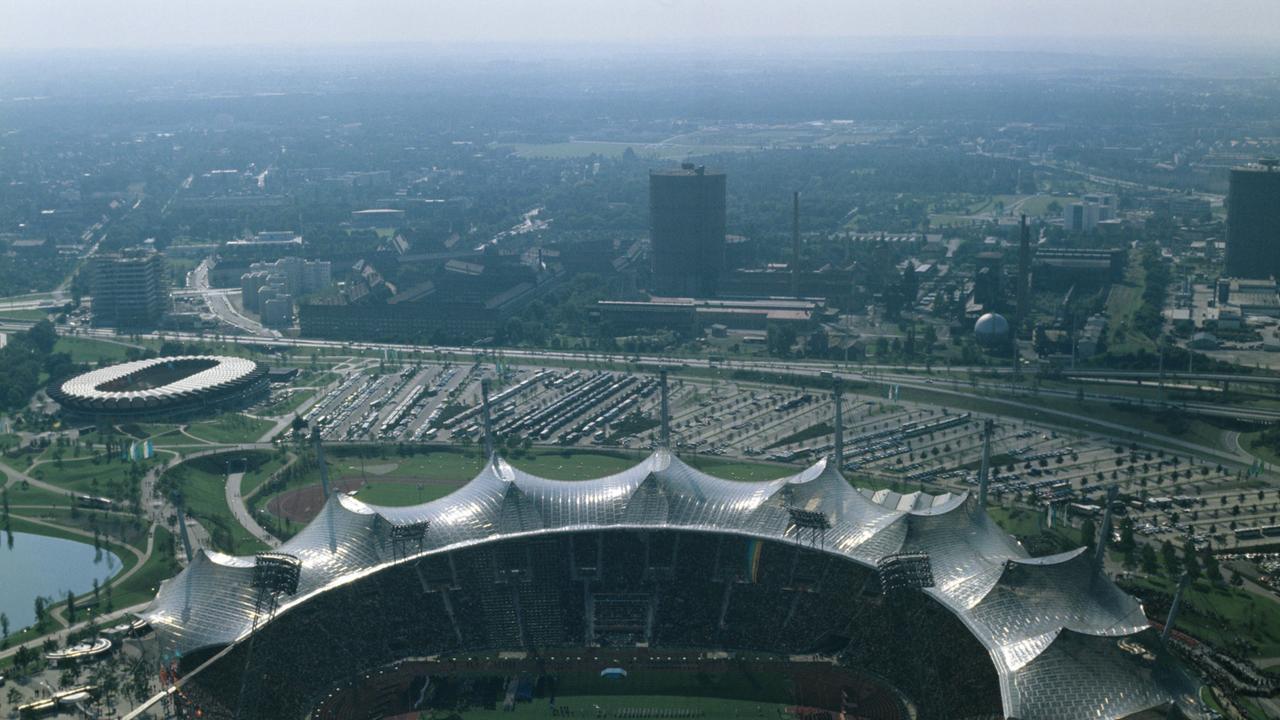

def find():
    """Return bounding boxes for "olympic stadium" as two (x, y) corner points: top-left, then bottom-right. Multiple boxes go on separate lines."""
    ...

(139, 447), (1206, 720)
(49, 355), (269, 419)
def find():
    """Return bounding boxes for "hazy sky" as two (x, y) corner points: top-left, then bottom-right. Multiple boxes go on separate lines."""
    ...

(5, 0), (1280, 50)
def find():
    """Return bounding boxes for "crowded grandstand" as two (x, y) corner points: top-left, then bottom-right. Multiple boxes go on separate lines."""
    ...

(138, 450), (1205, 720)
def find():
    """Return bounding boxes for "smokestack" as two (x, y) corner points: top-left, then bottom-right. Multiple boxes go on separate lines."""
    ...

(1095, 484), (1118, 567)
(977, 419), (994, 510)
(1014, 214), (1031, 378)
(481, 378), (495, 459)
(1016, 214), (1030, 337)
(659, 369), (671, 448)
(1161, 573), (1190, 647)
(792, 191), (801, 298)
(832, 377), (844, 470)
(312, 426), (331, 500)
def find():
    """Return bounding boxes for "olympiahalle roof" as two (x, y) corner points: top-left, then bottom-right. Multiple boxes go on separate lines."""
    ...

(50, 355), (266, 414)
(142, 450), (1202, 720)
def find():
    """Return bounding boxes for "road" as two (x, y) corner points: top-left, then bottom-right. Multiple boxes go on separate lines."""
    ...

(224, 471), (280, 548)
(189, 258), (273, 337)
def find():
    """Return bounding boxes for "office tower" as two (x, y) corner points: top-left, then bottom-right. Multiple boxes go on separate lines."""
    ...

(91, 246), (166, 328)
(649, 164), (726, 297)
(1225, 161), (1280, 279)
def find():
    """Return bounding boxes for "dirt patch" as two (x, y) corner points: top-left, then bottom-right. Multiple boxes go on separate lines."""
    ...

(266, 475), (463, 523)
(268, 477), (364, 523)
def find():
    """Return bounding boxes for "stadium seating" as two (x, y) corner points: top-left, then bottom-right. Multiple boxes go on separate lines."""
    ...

(176, 529), (1001, 719)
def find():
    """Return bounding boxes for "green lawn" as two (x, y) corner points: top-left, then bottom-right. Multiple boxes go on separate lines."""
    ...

(1125, 575), (1280, 657)
(349, 481), (457, 506)
(257, 447), (795, 513)
(240, 451), (292, 496)
(111, 526), (182, 608)
(53, 336), (138, 363)
(2, 480), (71, 508)
(0, 308), (52, 321)
(1241, 431), (1280, 469)
(185, 413), (276, 444)
(165, 455), (268, 555)
(1105, 255), (1156, 355)
(27, 455), (154, 499)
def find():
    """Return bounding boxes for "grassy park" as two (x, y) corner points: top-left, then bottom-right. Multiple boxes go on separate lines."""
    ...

(185, 413), (275, 444)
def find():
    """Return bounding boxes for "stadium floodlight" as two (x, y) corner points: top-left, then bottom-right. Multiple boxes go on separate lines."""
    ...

(390, 520), (430, 560)
(251, 552), (302, 599)
(238, 552), (303, 719)
(877, 552), (934, 594)
(787, 507), (831, 546)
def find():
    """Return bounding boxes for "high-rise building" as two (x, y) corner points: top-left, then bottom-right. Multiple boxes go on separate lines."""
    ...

(91, 247), (166, 328)
(649, 164), (726, 297)
(1062, 193), (1116, 232)
(1225, 162), (1280, 279)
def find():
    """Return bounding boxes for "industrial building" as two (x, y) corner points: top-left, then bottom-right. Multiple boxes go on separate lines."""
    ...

(90, 246), (167, 328)
(1224, 162), (1280, 279)
(1032, 247), (1127, 289)
(649, 164), (726, 297)
(597, 296), (819, 335)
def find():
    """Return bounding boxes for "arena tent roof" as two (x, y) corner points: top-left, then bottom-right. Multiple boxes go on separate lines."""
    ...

(141, 449), (1202, 720)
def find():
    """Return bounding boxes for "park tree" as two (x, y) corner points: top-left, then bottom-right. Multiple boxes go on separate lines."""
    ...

(1160, 541), (1179, 577)
(1080, 517), (1097, 555)
(1140, 544), (1159, 575)
(1181, 541), (1201, 582)
(1202, 551), (1222, 584)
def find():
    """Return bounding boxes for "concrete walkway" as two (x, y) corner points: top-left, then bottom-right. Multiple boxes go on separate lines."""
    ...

(225, 471), (279, 548)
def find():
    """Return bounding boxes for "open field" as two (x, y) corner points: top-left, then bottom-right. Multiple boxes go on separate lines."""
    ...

(1124, 574), (1280, 657)
(259, 447), (797, 517)
(185, 413), (276, 444)
(0, 308), (52, 322)
(53, 335), (142, 363)
(28, 455), (154, 498)
(1105, 254), (1157, 355)
(167, 455), (269, 554)
(111, 525), (182, 609)
(2, 479), (71, 508)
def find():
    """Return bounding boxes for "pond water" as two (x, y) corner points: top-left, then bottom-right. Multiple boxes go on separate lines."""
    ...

(0, 531), (123, 632)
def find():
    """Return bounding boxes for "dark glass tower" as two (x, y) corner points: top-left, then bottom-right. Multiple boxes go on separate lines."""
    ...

(649, 164), (726, 297)
(1225, 162), (1280, 279)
